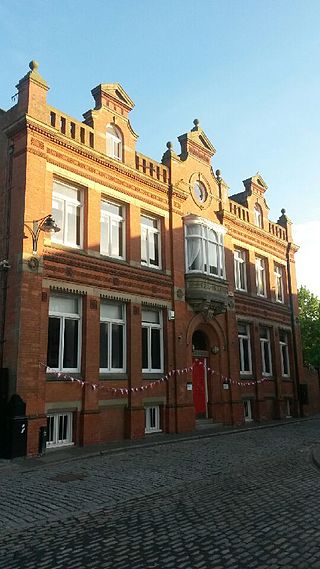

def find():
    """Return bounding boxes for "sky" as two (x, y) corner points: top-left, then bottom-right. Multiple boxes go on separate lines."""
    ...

(1, 0), (320, 295)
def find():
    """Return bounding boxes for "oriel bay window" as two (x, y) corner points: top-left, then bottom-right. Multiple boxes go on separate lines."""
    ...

(141, 215), (161, 269)
(142, 308), (163, 373)
(238, 322), (252, 375)
(100, 301), (126, 372)
(47, 295), (81, 372)
(100, 200), (125, 259)
(185, 216), (226, 278)
(52, 180), (82, 248)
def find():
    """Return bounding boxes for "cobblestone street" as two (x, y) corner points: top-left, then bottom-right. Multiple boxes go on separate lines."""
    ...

(1, 420), (320, 568)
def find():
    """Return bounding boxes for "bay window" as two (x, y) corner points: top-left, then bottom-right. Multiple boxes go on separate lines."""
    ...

(185, 216), (226, 278)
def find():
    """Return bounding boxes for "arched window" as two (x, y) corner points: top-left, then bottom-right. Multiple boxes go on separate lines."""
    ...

(254, 203), (263, 228)
(106, 124), (123, 161)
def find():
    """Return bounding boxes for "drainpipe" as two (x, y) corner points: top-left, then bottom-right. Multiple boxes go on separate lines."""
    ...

(0, 142), (14, 369)
(286, 242), (303, 417)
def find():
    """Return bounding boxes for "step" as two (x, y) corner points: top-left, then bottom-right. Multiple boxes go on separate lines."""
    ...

(196, 419), (224, 430)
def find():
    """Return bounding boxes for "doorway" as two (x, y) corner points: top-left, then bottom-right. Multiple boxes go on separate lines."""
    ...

(192, 330), (208, 419)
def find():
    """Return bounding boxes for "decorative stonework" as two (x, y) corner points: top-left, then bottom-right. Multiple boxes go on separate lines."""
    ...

(185, 273), (228, 316)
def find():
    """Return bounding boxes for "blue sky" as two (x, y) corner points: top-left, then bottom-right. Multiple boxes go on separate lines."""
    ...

(1, 0), (320, 294)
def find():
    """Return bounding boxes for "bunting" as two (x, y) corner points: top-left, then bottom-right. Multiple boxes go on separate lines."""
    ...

(40, 361), (271, 395)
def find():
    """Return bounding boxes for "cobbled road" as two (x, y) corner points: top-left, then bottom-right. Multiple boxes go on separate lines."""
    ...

(1, 420), (320, 568)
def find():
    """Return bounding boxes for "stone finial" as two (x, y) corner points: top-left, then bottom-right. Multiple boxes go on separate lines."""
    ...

(216, 169), (222, 181)
(193, 118), (200, 127)
(281, 208), (286, 215)
(166, 141), (173, 150)
(29, 60), (39, 72)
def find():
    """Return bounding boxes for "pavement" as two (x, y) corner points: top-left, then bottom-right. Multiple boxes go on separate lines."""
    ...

(1, 413), (320, 473)
(2, 415), (320, 567)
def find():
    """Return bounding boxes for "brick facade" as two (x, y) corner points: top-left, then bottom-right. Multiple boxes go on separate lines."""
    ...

(0, 61), (316, 456)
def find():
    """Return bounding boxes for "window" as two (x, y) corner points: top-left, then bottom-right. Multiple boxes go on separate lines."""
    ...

(106, 124), (123, 161)
(243, 400), (253, 422)
(47, 295), (81, 372)
(260, 326), (272, 376)
(238, 322), (252, 374)
(52, 181), (83, 248)
(145, 406), (161, 433)
(185, 217), (225, 278)
(279, 330), (290, 377)
(274, 264), (284, 303)
(47, 413), (73, 448)
(254, 203), (263, 228)
(193, 181), (207, 204)
(285, 399), (292, 418)
(100, 301), (126, 372)
(255, 257), (267, 297)
(100, 201), (125, 259)
(142, 309), (163, 372)
(141, 215), (161, 269)
(234, 249), (247, 291)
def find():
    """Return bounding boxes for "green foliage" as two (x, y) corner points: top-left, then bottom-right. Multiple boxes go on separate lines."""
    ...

(298, 286), (320, 369)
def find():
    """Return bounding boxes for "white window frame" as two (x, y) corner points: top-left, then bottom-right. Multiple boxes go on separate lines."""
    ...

(243, 400), (253, 422)
(234, 249), (247, 291)
(275, 264), (284, 303)
(285, 399), (292, 418)
(142, 309), (163, 373)
(184, 215), (226, 279)
(100, 200), (125, 259)
(238, 322), (252, 375)
(145, 406), (161, 433)
(47, 295), (81, 373)
(260, 326), (272, 376)
(52, 180), (83, 248)
(46, 412), (73, 448)
(141, 215), (161, 269)
(279, 330), (290, 377)
(254, 204), (263, 228)
(100, 301), (126, 373)
(106, 124), (123, 161)
(255, 256), (267, 297)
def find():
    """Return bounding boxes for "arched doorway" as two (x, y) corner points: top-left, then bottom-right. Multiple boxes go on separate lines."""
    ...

(192, 330), (209, 418)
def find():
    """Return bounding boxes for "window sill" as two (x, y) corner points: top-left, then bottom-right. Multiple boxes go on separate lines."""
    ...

(142, 373), (164, 380)
(46, 373), (82, 381)
(99, 373), (128, 381)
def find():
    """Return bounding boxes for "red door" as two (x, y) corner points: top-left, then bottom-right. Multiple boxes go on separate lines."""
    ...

(193, 358), (207, 418)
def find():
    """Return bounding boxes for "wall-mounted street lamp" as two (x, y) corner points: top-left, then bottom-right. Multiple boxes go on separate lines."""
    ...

(24, 215), (60, 254)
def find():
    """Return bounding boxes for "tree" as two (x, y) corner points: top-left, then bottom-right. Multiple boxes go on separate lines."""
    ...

(298, 286), (320, 371)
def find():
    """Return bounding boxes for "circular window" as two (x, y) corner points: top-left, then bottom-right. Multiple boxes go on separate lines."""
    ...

(194, 181), (207, 204)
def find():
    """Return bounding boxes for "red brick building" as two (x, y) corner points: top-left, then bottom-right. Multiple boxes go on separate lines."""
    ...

(0, 62), (310, 456)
